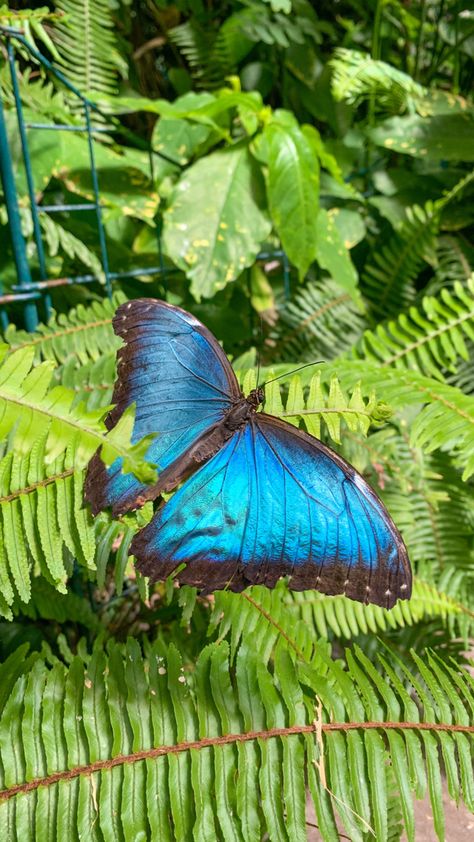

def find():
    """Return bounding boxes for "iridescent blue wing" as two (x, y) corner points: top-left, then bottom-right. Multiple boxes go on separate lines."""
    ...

(133, 414), (411, 609)
(85, 299), (241, 516)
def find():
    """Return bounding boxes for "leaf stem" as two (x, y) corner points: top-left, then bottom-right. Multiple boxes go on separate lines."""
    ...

(2, 720), (473, 803)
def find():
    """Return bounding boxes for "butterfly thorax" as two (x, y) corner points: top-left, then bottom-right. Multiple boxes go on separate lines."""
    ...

(223, 387), (264, 432)
(247, 387), (265, 408)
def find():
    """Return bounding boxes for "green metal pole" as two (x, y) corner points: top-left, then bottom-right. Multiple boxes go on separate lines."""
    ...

(0, 94), (38, 330)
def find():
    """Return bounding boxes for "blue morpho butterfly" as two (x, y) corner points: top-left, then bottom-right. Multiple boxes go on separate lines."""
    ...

(85, 298), (412, 609)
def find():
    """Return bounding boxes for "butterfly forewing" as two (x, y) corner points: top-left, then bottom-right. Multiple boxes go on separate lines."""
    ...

(85, 298), (240, 516)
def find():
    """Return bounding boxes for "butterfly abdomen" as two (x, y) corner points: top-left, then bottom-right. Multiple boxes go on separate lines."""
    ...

(190, 398), (254, 461)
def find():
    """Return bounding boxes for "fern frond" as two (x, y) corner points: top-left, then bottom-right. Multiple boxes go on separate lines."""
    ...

(0, 638), (472, 842)
(59, 353), (116, 410)
(337, 424), (474, 622)
(4, 295), (123, 364)
(168, 16), (253, 89)
(0, 439), (94, 610)
(363, 171), (474, 320)
(16, 578), (101, 631)
(432, 234), (474, 291)
(169, 21), (226, 88)
(0, 65), (72, 124)
(54, 0), (123, 98)
(446, 341), (474, 395)
(336, 360), (474, 478)
(40, 215), (104, 282)
(0, 433), (147, 612)
(273, 279), (367, 362)
(0, 7), (62, 60)
(355, 275), (474, 378)
(169, 3), (309, 88)
(330, 48), (426, 112)
(241, 369), (390, 444)
(0, 344), (155, 477)
(362, 200), (440, 319)
(210, 578), (474, 651)
(381, 449), (473, 570)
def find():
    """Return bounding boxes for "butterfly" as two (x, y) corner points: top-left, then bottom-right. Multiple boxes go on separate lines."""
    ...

(85, 298), (412, 609)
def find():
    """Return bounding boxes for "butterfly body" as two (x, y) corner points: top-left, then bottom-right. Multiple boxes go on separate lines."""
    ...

(86, 298), (412, 609)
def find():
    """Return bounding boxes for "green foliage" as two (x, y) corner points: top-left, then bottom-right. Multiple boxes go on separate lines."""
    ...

(315, 208), (359, 296)
(210, 578), (474, 653)
(356, 275), (474, 378)
(0, 439), (95, 613)
(54, 0), (123, 98)
(265, 120), (319, 278)
(330, 49), (426, 112)
(4, 295), (123, 365)
(272, 278), (367, 361)
(270, 371), (389, 443)
(362, 199), (441, 319)
(1, 1), (474, 839)
(0, 344), (155, 480)
(337, 360), (474, 480)
(0, 5), (62, 59)
(162, 144), (271, 299)
(1, 636), (473, 842)
(370, 112), (474, 161)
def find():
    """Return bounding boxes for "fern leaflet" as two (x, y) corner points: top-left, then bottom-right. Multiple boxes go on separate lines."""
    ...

(356, 275), (474, 378)
(0, 638), (472, 842)
(331, 48), (426, 111)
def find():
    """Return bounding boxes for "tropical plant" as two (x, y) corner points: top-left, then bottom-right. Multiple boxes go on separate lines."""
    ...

(0, 1), (473, 840)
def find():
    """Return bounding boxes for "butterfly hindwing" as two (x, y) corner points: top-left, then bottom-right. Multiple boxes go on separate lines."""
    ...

(85, 299), (240, 516)
(132, 414), (411, 609)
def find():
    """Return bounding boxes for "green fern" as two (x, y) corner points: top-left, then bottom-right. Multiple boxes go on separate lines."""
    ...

(273, 278), (367, 362)
(15, 577), (101, 632)
(0, 636), (472, 842)
(446, 341), (474, 395)
(4, 294), (122, 365)
(330, 48), (426, 112)
(210, 577), (474, 654)
(355, 275), (474, 378)
(59, 353), (116, 410)
(432, 234), (474, 291)
(169, 20), (239, 89)
(362, 199), (440, 319)
(53, 0), (124, 98)
(336, 360), (474, 479)
(0, 342), (155, 474)
(0, 438), (97, 613)
(338, 424), (474, 614)
(0, 6), (62, 60)
(241, 369), (390, 444)
(169, 3), (309, 88)
(363, 171), (474, 320)
(0, 64), (72, 123)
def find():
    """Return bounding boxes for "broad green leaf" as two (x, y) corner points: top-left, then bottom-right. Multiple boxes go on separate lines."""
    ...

(152, 117), (214, 166)
(370, 113), (474, 161)
(328, 207), (366, 249)
(163, 144), (271, 299)
(315, 209), (359, 296)
(265, 121), (319, 278)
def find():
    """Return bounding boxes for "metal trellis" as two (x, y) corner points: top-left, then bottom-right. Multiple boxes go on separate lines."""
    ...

(0, 25), (291, 333)
(0, 25), (173, 331)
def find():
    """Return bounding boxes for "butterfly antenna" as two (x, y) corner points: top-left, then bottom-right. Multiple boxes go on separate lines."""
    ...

(261, 360), (324, 387)
(256, 313), (263, 390)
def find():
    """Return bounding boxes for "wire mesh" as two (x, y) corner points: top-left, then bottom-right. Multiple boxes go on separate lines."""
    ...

(0, 25), (290, 332)
(0, 25), (177, 330)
